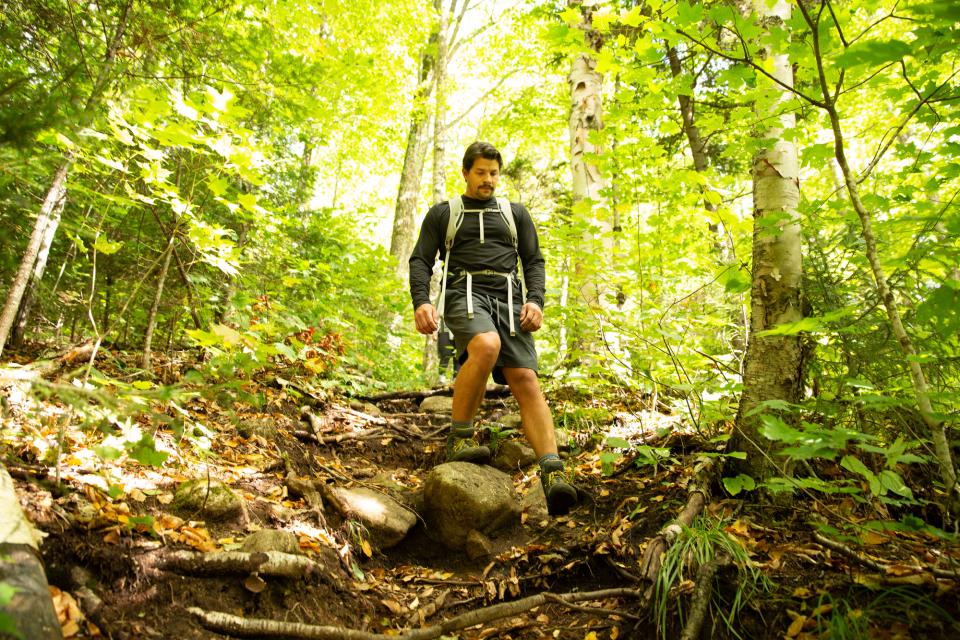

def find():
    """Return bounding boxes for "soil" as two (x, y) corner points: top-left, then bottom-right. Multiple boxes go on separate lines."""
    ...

(2, 363), (959, 640)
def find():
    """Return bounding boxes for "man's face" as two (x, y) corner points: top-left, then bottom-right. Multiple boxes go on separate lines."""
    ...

(462, 157), (500, 199)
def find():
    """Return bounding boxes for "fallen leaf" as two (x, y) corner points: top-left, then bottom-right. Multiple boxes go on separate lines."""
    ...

(792, 587), (812, 599)
(786, 614), (807, 637)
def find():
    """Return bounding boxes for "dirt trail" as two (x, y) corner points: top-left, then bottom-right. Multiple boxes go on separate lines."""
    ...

(4, 374), (959, 639)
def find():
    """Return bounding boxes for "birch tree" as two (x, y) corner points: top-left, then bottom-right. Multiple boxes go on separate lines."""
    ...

(729, 0), (805, 478)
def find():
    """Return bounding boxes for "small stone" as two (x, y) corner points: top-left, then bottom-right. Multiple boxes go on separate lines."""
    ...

(420, 395), (454, 414)
(491, 440), (537, 472)
(172, 479), (244, 522)
(499, 413), (523, 429)
(237, 418), (277, 440)
(241, 529), (301, 555)
(328, 486), (417, 549)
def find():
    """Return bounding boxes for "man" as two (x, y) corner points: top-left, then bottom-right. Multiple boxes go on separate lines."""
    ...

(408, 141), (578, 516)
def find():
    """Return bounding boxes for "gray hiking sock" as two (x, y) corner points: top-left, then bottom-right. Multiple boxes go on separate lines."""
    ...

(538, 453), (563, 472)
(451, 420), (474, 438)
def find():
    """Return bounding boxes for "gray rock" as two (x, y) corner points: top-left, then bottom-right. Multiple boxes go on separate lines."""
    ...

(491, 440), (536, 472)
(350, 400), (381, 416)
(465, 529), (493, 560)
(241, 529), (301, 555)
(329, 486), (417, 549)
(554, 428), (573, 451)
(499, 413), (523, 429)
(420, 395), (454, 414)
(237, 418), (277, 440)
(422, 462), (521, 550)
(172, 479), (244, 521)
(522, 481), (549, 522)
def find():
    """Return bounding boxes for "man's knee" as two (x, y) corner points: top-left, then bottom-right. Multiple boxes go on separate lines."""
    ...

(504, 367), (539, 391)
(467, 332), (501, 364)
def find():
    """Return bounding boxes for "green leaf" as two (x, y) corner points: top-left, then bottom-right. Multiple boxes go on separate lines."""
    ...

(835, 40), (912, 69)
(128, 435), (169, 467)
(759, 414), (804, 443)
(723, 474), (756, 496)
(722, 268), (751, 293)
(621, 5), (644, 28)
(132, 380), (154, 390)
(605, 436), (631, 449)
(559, 6), (581, 27)
(94, 236), (123, 255)
(879, 470), (913, 498)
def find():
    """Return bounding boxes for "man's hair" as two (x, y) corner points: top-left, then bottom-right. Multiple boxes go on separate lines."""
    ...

(462, 141), (503, 171)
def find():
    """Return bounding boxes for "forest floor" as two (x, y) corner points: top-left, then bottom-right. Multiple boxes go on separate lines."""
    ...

(2, 348), (959, 640)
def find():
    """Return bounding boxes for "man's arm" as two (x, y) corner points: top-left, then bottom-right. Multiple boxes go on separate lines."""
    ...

(408, 204), (446, 311)
(514, 203), (545, 310)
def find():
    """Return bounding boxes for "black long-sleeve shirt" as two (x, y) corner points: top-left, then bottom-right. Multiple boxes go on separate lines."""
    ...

(408, 195), (546, 311)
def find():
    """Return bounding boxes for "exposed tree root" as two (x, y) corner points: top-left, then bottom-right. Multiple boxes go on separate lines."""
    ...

(189, 587), (642, 639)
(814, 532), (960, 581)
(639, 457), (715, 586)
(358, 383), (510, 403)
(679, 557), (729, 640)
(161, 550), (322, 579)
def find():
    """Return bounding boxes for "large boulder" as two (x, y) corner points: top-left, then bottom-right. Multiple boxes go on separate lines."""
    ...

(422, 462), (520, 550)
(172, 479), (244, 522)
(328, 486), (417, 549)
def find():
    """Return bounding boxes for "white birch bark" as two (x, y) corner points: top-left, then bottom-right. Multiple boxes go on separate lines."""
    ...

(142, 234), (175, 369)
(568, 2), (607, 360)
(731, 0), (805, 477)
(9, 179), (67, 347)
(0, 162), (69, 356)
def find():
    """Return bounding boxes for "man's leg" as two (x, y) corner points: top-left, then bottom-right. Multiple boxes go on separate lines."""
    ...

(447, 332), (500, 463)
(502, 367), (577, 516)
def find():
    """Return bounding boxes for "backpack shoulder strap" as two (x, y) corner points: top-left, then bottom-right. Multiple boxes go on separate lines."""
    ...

(445, 197), (464, 251)
(496, 196), (517, 249)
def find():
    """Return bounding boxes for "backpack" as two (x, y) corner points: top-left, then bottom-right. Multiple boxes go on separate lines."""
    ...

(436, 196), (524, 335)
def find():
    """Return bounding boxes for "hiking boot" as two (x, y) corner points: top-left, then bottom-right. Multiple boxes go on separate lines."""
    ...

(446, 433), (491, 464)
(541, 468), (578, 516)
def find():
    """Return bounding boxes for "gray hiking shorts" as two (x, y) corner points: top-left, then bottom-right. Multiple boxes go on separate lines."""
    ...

(443, 287), (538, 385)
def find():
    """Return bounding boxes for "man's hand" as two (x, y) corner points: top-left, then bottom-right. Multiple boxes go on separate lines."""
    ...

(519, 302), (543, 332)
(414, 303), (439, 335)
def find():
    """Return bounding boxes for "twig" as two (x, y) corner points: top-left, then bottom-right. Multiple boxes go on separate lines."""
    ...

(542, 593), (641, 621)
(293, 429), (393, 445)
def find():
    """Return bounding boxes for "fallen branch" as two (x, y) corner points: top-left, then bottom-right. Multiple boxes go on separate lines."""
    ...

(293, 428), (391, 445)
(639, 457), (715, 586)
(679, 558), (729, 640)
(813, 532), (960, 581)
(189, 587), (642, 639)
(161, 550), (321, 579)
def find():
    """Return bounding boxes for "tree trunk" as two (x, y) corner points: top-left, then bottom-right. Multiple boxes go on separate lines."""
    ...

(0, 162), (69, 356)
(730, 0), (804, 478)
(390, 6), (440, 282)
(9, 182), (67, 347)
(142, 234), (175, 370)
(568, 2), (607, 359)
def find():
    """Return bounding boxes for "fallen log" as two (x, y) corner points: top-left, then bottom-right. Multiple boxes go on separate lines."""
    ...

(0, 466), (62, 640)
